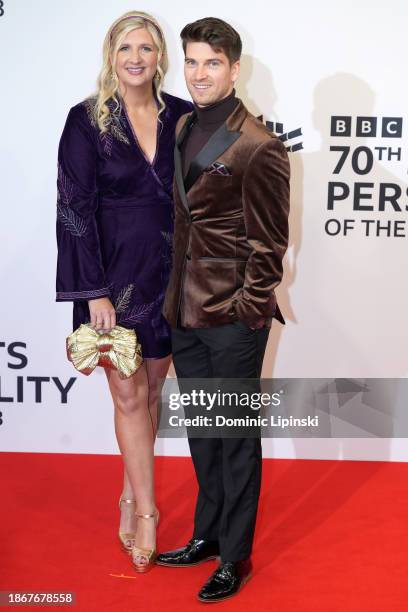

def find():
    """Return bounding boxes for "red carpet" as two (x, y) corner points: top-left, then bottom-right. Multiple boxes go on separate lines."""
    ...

(1, 453), (408, 611)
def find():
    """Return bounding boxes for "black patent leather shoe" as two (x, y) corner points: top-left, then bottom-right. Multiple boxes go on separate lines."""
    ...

(156, 538), (219, 567)
(197, 560), (253, 603)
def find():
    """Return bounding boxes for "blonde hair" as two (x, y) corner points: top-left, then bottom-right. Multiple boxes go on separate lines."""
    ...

(93, 11), (168, 134)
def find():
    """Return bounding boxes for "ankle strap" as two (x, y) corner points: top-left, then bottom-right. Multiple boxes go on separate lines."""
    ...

(135, 512), (156, 519)
(119, 498), (136, 507)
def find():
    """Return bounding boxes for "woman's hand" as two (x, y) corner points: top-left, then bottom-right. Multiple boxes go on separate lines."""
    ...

(88, 297), (116, 332)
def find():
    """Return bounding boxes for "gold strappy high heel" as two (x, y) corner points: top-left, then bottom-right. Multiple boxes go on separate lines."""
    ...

(131, 510), (159, 573)
(118, 498), (137, 554)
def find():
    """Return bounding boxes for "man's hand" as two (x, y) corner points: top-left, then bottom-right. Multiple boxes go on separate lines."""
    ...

(88, 297), (116, 332)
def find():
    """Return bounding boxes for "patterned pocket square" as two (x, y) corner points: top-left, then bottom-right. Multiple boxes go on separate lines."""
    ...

(204, 162), (232, 176)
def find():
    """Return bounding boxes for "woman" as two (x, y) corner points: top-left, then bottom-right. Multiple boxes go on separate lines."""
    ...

(56, 11), (193, 572)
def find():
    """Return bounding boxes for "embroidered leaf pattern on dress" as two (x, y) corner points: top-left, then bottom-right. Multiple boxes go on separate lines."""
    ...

(100, 131), (113, 156)
(150, 288), (169, 340)
(110, 115), (130, 146)
(82, 97), (130, 147)
(118, 301), (156, 324)
(57, 163), (74, 206)
(83, 98), (97, 128)
(160, 231), (173, 246)
(57, 163), (87, 237)
(57, 202), (87, 237)
(160, 231), (173, 269)
(115, 284), (135, 313)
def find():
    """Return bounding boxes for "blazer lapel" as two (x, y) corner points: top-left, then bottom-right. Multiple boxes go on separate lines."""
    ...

(184, 123), (241, 193)
(174, 100), (249, 204)
(174, 111), (196, 214)
(183, 100), (248, 194)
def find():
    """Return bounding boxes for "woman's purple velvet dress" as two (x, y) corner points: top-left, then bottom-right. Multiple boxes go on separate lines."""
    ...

(56, 93), (193, 358)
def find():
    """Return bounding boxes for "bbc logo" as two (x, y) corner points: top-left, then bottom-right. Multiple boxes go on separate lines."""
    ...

(331, 116), (403, 138)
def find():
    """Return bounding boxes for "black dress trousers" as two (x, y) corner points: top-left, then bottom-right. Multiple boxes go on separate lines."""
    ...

(171, 320), (270, 562)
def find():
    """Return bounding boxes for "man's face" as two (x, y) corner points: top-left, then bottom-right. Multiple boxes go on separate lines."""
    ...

(184, 42), (240, 107)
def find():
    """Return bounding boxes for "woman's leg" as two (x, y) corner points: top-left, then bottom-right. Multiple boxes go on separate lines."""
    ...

(106, 354), (171, 557)
(145, 355), (172, 439)
(118, 355), (172, 536)
(118, 468), (137, 538)
(105, 363), (156, 555)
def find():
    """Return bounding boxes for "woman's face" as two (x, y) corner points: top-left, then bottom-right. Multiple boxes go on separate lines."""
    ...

(114, 28), (158, 91)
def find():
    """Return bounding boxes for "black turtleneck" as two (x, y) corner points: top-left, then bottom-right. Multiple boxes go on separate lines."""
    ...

(182, 89), (239, 178)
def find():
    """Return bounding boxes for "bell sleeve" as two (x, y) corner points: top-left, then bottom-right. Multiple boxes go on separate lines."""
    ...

(55, 104), (110, 302)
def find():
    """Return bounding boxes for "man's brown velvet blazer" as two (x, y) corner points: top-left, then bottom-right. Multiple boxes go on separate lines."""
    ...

(163, 98), (290, 329)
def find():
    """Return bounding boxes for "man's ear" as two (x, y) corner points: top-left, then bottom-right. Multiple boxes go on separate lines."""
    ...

(231, 60), (240, 83)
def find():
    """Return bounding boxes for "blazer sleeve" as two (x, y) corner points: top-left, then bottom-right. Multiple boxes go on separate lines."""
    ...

(233, 136), (290, 324)
(55, 105), (110, 302)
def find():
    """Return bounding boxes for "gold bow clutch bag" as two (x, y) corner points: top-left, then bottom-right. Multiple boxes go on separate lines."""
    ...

(66, 324), (143, 380)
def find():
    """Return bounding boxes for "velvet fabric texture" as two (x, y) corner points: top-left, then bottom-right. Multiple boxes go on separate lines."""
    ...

(163, 99), (290, 329)
(56, 92), (193, 358)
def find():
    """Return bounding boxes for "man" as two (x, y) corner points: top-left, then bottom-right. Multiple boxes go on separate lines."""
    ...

(158, 17), (290, 603)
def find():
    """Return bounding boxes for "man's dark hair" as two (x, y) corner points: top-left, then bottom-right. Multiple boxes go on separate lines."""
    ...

(180, 17), (242, 64)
